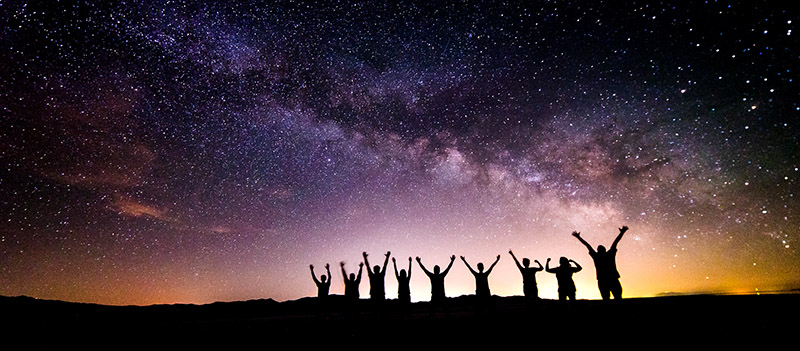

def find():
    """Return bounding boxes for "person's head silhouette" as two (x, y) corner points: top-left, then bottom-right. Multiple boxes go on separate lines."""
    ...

(321, 275), (327, 283)
(522, 258), (530, 267)
(349, 273), (355, 280)
(560, 257), (569, 266)
(477, 263), (485, 272)
(434, 265), (441, 274)
(399, 269), (407, 278)
(597, 245), (607, 253)
(374, 265), (381, 274)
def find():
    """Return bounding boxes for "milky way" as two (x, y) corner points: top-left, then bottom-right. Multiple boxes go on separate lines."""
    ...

(1, 1), (798, 305)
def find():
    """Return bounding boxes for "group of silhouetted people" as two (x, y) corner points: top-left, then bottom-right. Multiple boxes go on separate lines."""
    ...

(310, 226), (630, 303)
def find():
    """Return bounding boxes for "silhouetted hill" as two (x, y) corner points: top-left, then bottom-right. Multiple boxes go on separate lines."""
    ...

(1, 293), (795, 347)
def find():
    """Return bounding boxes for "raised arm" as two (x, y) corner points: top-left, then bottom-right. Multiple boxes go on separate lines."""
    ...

(509, 250), (523, 271)
(534, 259), (544, 271)
(572, 231), (596, 254)
(461, 256), (477, 275)
(392, 257), (399, 279)
(340, 262), (348, 282)
(442, 255), (456, 275)
(325, 263), (331, 283)
(356, 262), (364, 282)
(416, 257), (432, 276)
(407, 257), (412, 279)
(570, 259), (582, 272)
(545, 258), (554, 273)
(486, 255), (501, 274)
(363, 252), (373, 274)
(310, 265), (320, 284)
(382, 251), (391, 273)
(610, 226), (629, 251)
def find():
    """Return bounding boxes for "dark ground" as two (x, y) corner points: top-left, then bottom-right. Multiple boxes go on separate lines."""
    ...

(1, 293), (796, 347)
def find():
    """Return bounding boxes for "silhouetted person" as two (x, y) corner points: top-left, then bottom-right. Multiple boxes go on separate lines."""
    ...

(310, 263), (331, 298)
(363, 251), (391, 301)
(572, 226), (628, 300)
(546, 257), (582, 301)
(416, 255), (456, 303)
(341, 261), (363, 300)
(393, 257), (412, 304)
(461, 255), (501, 298)
(509, 250), (543, 299)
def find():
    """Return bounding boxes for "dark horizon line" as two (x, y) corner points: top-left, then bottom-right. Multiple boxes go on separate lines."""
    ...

(3, 287), (799, 308)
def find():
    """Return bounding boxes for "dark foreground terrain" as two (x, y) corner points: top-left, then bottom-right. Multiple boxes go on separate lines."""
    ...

(1, 293), (796, 347)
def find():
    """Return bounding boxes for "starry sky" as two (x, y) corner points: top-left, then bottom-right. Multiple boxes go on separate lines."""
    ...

(1, 0), (798, 305)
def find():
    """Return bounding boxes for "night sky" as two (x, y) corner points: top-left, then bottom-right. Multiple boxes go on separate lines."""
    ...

(1, 0), (798, 305)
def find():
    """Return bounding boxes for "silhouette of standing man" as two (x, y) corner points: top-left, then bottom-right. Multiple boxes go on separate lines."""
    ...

(509, 250), (544, 299)
(572, 226), (628, 300)
(341, 261), (363, 300)
(416, 255), (456, 303)
(310, 263), (332, 298)
(363, 251), (391, 301)
(461, 255), (501, 298)
(546, 257), (582, 301)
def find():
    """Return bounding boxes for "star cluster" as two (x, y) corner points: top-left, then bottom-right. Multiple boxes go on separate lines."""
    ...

(1, 0), (798, 304)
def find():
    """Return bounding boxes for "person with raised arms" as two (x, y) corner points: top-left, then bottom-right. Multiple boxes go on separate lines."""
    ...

(416, 255), (456, 303)
(572, 226), (629, 300)
(546, 257), (582, 301)
(341, 261), (363, 300)
(363, 251), (391, 301)
(509, 250), (544, 299)
(309, 263), (331, 298)
(393, 256), (412, 304)
(461, 255), (501, 298)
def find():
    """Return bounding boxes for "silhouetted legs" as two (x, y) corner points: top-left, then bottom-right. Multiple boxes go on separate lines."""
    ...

(558, 289), (576, 301)
(523, 284), (539, 300)
(598, 278), (622, 300)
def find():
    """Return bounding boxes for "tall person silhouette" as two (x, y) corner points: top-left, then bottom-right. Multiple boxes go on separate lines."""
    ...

(509, 250), (544, 299)
(461, 255), (501, 298)
(572, 226), (628, 300)
(341, 261), (363, 300)
(416, 255), (456, 303)
(363, 251), (391, 301)
(393, 257), (412, 304)
(546, 257), (582, 301)
(310, 263), (331, 298)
